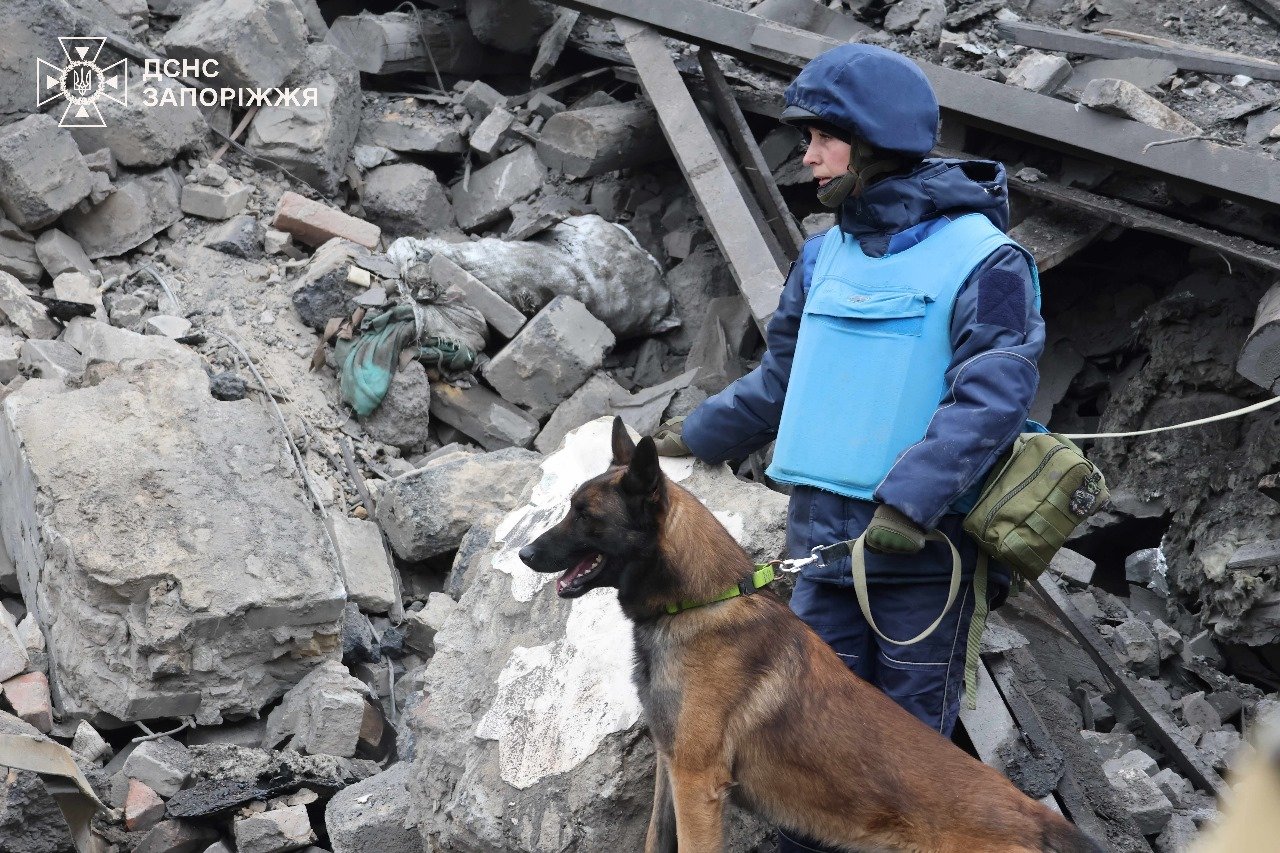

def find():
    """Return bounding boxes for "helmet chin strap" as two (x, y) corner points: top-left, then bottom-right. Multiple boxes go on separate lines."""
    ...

(816, 139), (906, 209)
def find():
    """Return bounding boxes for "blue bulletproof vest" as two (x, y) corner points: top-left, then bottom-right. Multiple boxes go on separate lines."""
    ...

(767, 213), (1040, 501)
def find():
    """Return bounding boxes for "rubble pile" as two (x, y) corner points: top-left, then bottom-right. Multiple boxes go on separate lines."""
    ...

(0, 0), (1276, 850)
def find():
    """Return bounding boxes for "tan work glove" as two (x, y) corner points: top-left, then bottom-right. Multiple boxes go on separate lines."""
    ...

(652, 417), (691, 457)
(865, 504), (927, 555)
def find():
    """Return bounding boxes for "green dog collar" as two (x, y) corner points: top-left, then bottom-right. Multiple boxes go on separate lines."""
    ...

(662, 564), (778, 615)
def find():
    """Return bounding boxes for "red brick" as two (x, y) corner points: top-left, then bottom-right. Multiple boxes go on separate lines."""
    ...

(2, 671), (51, 732)
(125, 779), (166, 831)
(271, 191), (380, 250)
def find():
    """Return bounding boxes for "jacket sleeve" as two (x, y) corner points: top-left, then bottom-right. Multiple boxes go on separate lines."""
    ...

(681, 236), (822, 463)
(874, 245), (1046, 530)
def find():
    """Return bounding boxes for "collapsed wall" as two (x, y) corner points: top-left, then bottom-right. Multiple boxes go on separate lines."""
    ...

(0, 328), (346, 724)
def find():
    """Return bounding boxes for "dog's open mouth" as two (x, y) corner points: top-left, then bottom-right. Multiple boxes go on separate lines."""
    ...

(557, 552), (606, 598)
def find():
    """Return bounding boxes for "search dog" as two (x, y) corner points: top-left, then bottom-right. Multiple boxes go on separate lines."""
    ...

(519, 418), (1104, 853)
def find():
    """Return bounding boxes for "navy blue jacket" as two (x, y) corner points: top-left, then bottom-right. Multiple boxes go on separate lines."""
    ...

(683, 158), (1045, 581)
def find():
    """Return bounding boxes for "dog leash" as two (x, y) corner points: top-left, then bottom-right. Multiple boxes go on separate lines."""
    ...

(1058, 394), (1280, 439)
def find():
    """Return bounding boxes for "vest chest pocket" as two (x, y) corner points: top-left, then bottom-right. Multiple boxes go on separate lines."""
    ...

(803, 285), (929, 337)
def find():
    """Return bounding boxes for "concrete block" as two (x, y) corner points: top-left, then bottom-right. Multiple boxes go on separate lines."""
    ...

(1102, 749), (1173, 834)
(263, 660), (367, 757)
(106, 292), (147, 330)
(481, 295), (614, 419)
(3, 672), (52, 732)
(162, 0), (308, 91)
(245, 44), (362, 196)
(145, 316), (194, 339)
(61, 169), (184, 259)
(327, 516), (397, 614)
(70, 74), (205, 169)
(124, 736), (192, 798)
(1049, 547), (1096, 586)
(1080, 729), (1139, 762)
(19, 339), (87, 383)
(1198, 727), (1243, 771)
(125, 779), (166, 831)
(426, 253), (524, 338)
(1151, 768), (1194, 808)
(289, 238), (369, 330)
(1112, 617), (1160, 676)
(0, 336), (17, 384)
(429, 380), (540, 450)
(451, 145), (547, 231)
(1081, 78), (1203, 134)
(273, 191), (380, 249)
(470, 107), (517, 161)
(1152, 619), (1182, 661)
(359, 163), (455, 239)
(1005, 52), (1072, 94)
(376, 447), (541, 562)
(465, 0), (556, 54)
(0, 115), (92, 229)
(0, 218), (41, 284)
(0, 272), (58, 340)
(72, 719), (113, 764)
(181, 181), (251, 220)
(536, 102), (666, 179)
(52, 271), (106, 320)
(0, 358), (344, 723)
(205, 214), (265, 260)
(459, 80), (507, 119)
(528, 92), (566, 119)
(357, 360), (434, 453)
(1249, 697), (1280, 738)
(325, 763), (418, 853)
(1125, 547), (1164, 585)
(234, 805), (317, 853)
(403, 592), (458, 655)
(1154, 812), (1198, 853)
(34, 229), (93, 279)
(265, 229), (295, 256)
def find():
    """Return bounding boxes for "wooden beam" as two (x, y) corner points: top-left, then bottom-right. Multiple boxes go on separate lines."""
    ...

(617, 19), (784, 329)
(697, 48), (806, 257)
(1033, 576), (1228, 799)
(1008, 207), (1109, 272)
(544, 0), (1280, 210)
(996, 21), (1280, 82)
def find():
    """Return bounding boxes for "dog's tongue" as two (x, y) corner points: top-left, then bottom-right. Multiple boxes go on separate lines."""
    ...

(557, 554), (597, 594)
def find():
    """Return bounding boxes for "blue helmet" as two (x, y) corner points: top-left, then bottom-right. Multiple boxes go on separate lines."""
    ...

(783, 44), (939, 158)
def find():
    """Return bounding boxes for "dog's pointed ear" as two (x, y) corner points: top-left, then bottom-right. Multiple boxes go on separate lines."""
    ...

(622, 436), (664, 500)
(610, 416), (635, 466)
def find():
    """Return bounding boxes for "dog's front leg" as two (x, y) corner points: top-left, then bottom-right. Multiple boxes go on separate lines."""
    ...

(669, 761), (730, 853)
(646, 752), (677, 853)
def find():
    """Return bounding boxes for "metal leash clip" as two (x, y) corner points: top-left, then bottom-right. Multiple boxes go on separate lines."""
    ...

(770, 553), (818, 574)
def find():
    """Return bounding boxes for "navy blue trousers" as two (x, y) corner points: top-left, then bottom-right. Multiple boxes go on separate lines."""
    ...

(776, 573), (990, 852)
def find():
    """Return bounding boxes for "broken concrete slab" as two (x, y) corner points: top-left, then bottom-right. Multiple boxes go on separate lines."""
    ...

(0, 273), (58, 340)
(327, 9), (520, 77)
(0, 605), (27, 683)
(205, 213), (265, 259)
(469, 107), (517, 161)
(0, 359), (345, 724)
(162, 0), (309, 91)
(234, 805), (317, 853)
(1112, 617), (1161, 677)
(531, 8), (579, 81)
(884, 0), (945, 38)
(376, 447), (541, 562)
(1238, 281), (1280, 393)
(1102, 750), (1174, 834)
(326, 515), (398, 614)
(123, 736), (192, 798)
(263, 660), (367, 758)
(33, 229), (93, 279)
(69, 74), (206, 169)
(481, 295), (615, 420)
(1068, 58), (1179, 94)
(0, 709), (75, 852)
(1005, 52), (1072, 94)
(396, 215), (676, 339)
(536, 101), (668, 179)
(359, 163), (455, 239)
(62, 318), (204, 372)
(356, 101), (465, 156)
(451, 145), (548, 232)
(535, 370), (695, 454)
(134, 819), (220, 853)
(246, 44), (362, 197)
(273, 191), (380, 250)
(402, 593), (457, 656)
(290, 238), (370, 330)
(0, 115), (93, 230)
(72, 719), (112, 764)
(61, 168), (184, 259)
(409, 418), (783, 849)
(326, 763), (418, 853)
(0, 337), (17, 385)
(428, 381), (540, 451)
(1080, 78), (1204, 135)
(1049, 547), (1096, 586)
(0, 218), (41, 284)
(18, 339), (87, 384)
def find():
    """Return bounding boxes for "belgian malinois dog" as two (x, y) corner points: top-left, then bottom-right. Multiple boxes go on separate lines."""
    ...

(519, 418), (1104, 853)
